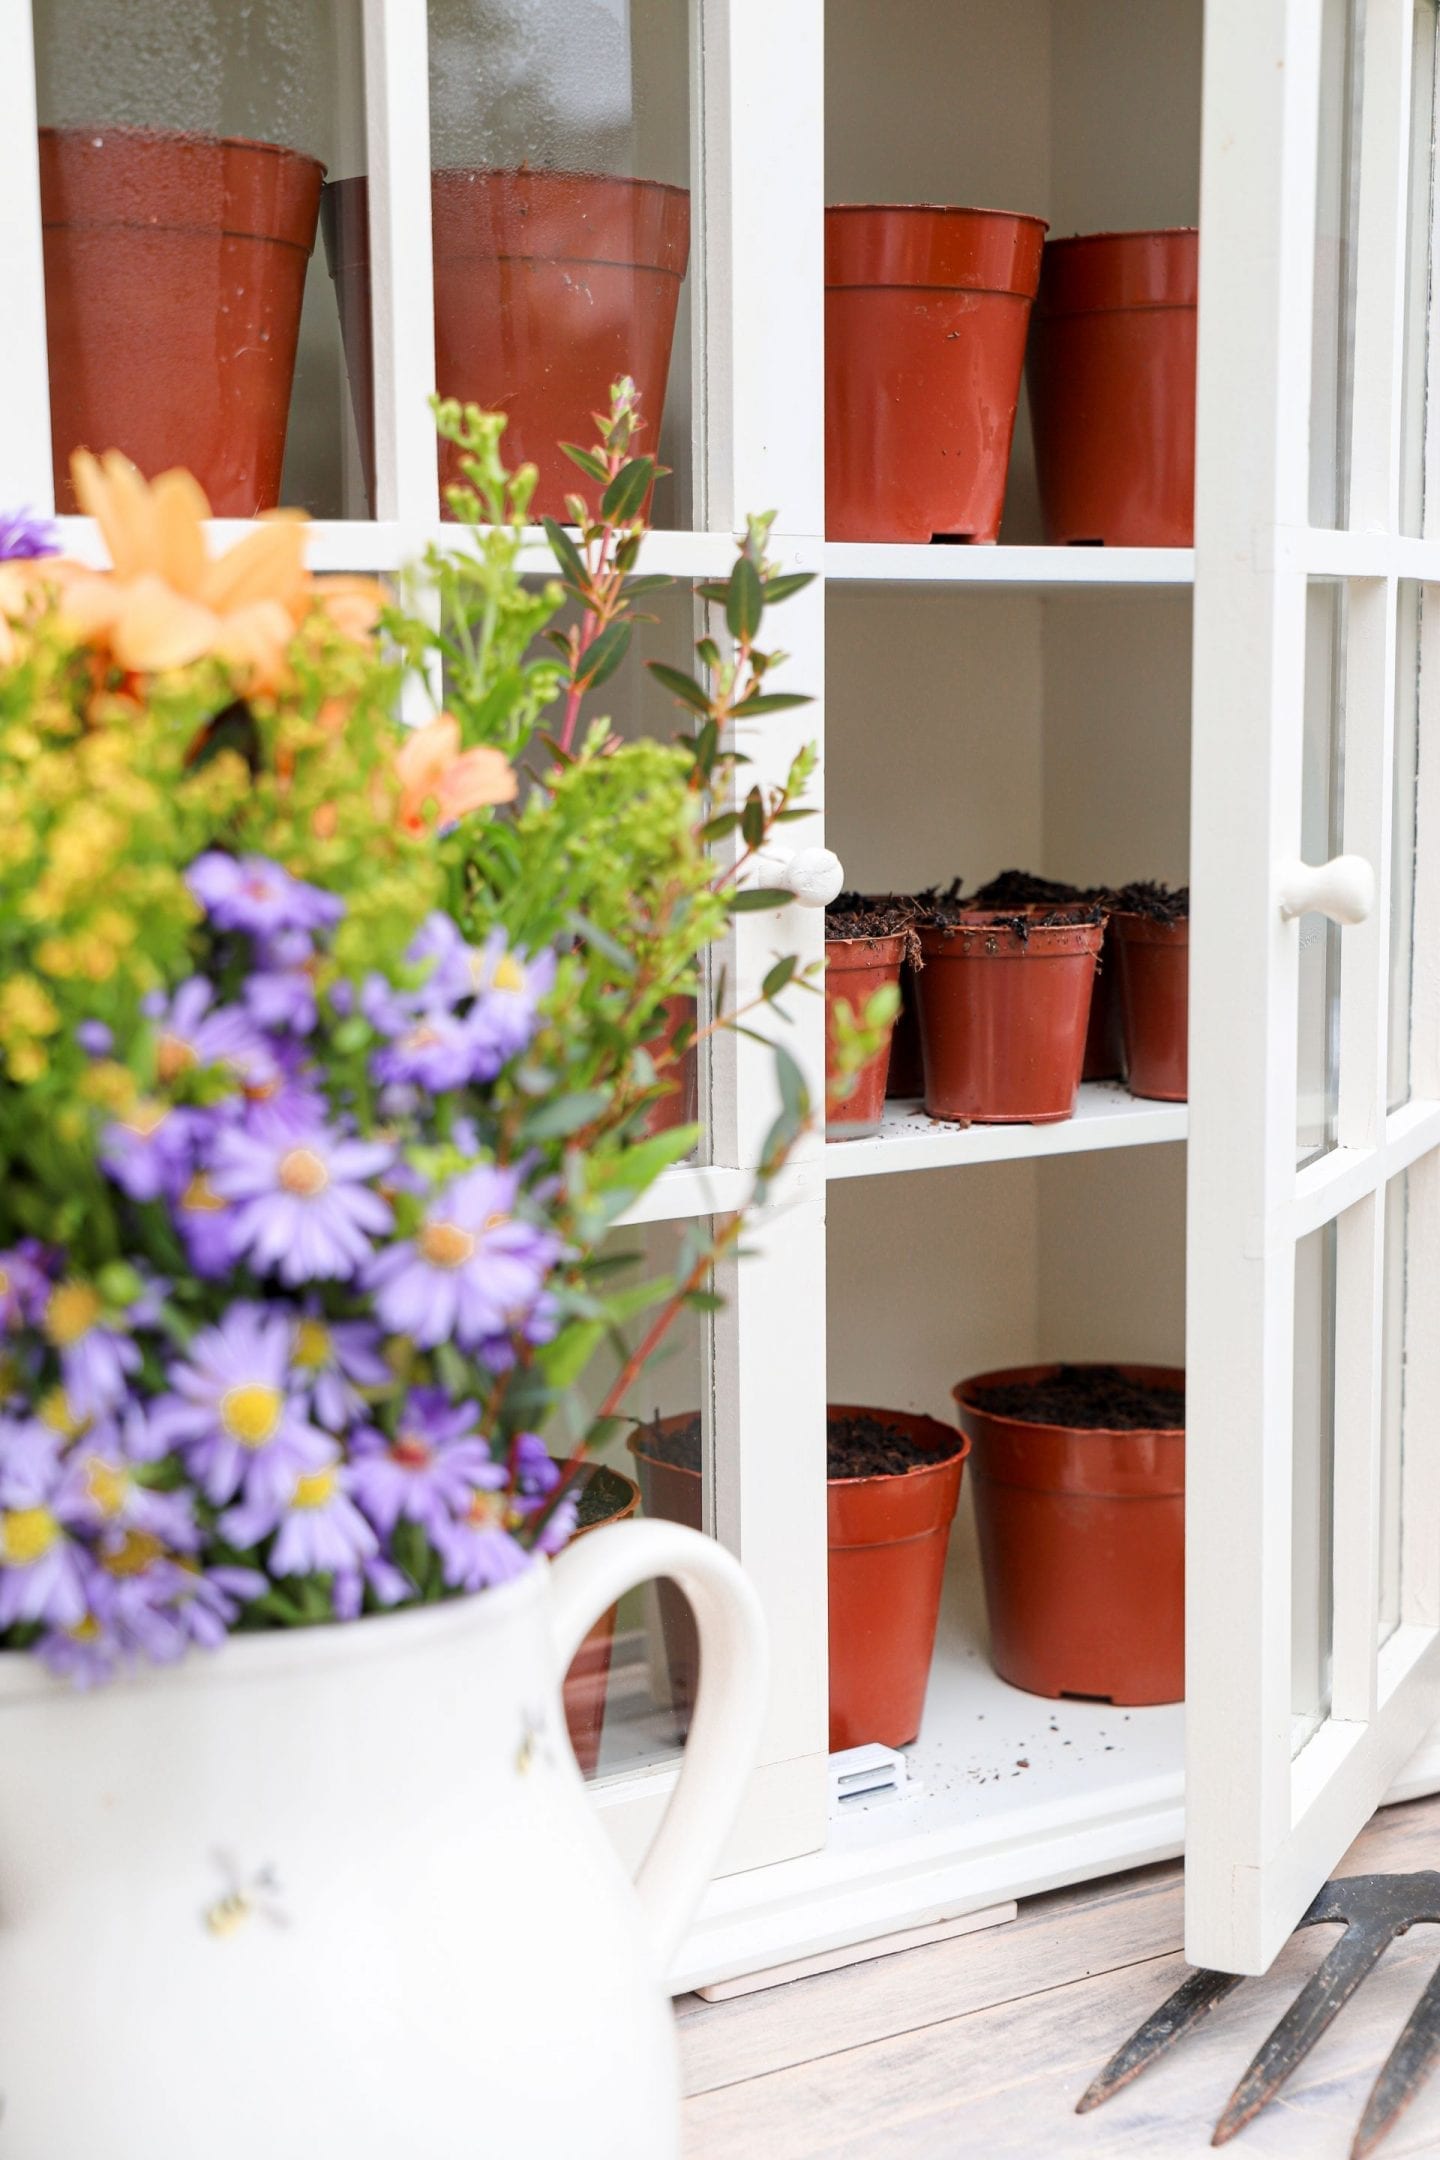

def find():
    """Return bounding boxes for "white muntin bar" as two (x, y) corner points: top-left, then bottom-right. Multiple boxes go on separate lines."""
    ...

(361, 0), (439, 540)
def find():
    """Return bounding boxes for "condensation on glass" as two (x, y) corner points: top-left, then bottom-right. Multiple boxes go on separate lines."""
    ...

(30, 0), (366, 519)
(1292, 1216), (1339, 1751)
(421, 0), (695, 528)
(1390, 583), (1423, 1110)
(1401, 1), (1439, 538)
(1310, 0), (1366, 530)
(1298, 580), (1347, 1165)
(564, 1219), (715, 1781)
(1379, 1168), (1412, 1644)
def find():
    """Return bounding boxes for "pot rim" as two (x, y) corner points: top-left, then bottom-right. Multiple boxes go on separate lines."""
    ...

(1043, 225), (1198, 247)
(953, 1360), (1186, 1441)
(629, 1407), (972, 1485)
(826, 200), (1049, 231)
(39, 121), (326, 179)
(919, 911), (1107, 953)
(0, 1556), (546, 1706)
(1110, 908), (1190, 938)
(825, 929), (909, 962)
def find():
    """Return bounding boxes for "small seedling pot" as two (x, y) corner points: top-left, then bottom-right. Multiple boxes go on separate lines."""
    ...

(954, 1362), (1185, 1705)
(825, 932), (906, 1137)
(1026, 227), (1198, 546)
(1113, 912), (1189, 1101)
(631, 1409), (970, 1751)
(40, 126), (323, 515)
(640, 993), (699, 1140)
(557, 1459), (642, 1776)
(1082, 931), (1128, 1082)
(916, 911), (1104, 1124)
(885, 967), (925, 1097)
(324, 167), (690, 521)
(825, 203), (1047, 542)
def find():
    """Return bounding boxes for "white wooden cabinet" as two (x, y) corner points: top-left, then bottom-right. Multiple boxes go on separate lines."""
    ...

(4, 0), (1440, 1994)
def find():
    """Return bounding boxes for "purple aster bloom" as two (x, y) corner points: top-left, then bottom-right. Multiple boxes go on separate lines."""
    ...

(55, 1438), (198, 1550)
(534, 1489), (580, 1556)
(40, 1279), (143, 1420)
(221, 1452), (378, 1577)
(332, 1552), (411, 1621)
(100, 1100), (204, 1204)
(0, 1413), (61, 1487)
(244, 929), (320, 1035)
(168, 1563), (267, 1651)
(469, 932), (557, 1069)
(364, 1163), (562, 1353)
(0, 1242), (53, 1332)
(0, 1449), (90, 1629)
(290, 1305), (389, 1431)
(470, 1287), (561, 1373)
(145, 977), (268, 1089)
(209, 1120), (394, 1286)
(0, 506), (58, 560)
(348, 1389), (500, 1538)
(172, 1169), (238, 1279)
(37, 1615), (120, 1687)
(370, 1006), (496, 1093)
(186, 852), (344, 940)
(431, 1489), (534, 1594)
(149, 1303), (331, 1507)
(76, 1019), (113, 1057)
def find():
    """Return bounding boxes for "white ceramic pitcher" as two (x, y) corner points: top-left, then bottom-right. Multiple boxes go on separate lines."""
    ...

(0, 1517), (767, 2159)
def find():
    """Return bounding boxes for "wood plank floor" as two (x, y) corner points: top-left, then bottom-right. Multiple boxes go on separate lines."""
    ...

(678, 1794), (1440, 2158)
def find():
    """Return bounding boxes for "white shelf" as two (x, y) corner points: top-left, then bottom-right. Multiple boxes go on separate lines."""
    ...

(672, 1492), (1185, 1993)
(825, 1084), (1188, 1181)
(824, 541), (1195, 589)
(614, 1160), (751, 1227)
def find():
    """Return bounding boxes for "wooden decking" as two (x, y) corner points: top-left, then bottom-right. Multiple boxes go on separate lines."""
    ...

(678, 1794), (1440, 2158)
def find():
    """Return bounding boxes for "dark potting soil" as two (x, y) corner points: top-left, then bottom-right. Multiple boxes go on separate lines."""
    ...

(826, 892), (923, 948)
(1108, 880), (1190, 925)
(638, 1412), (958, 1480)
(968, 1364), (1185, 1432)
(574, 1462), (638, 1530)
(970, 869), (1086, 910)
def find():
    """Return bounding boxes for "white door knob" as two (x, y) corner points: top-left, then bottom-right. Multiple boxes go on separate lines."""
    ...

(1276, 854), (1376, 926)
(754, 845), (845, 909)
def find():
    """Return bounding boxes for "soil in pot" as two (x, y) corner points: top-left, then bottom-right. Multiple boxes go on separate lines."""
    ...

(824, 900), (917, 1136)
(954, 1362), (1185, 1705)
(40, 126), (324, 515)
(916, 903), (1105, 1124)
(1109, 883), (1189, 1102)
(323, 167), (690, 521)
(639, 993), (699, 1142)
(1026, 228), (1198, 546)
(558, 1458), (641, 1776)
(826, 204), (1047, 542)
(631, 1407), (969, 1750)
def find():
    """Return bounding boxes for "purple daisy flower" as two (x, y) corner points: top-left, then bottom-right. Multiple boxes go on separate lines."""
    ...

(0, 1413), (61, 1487)
(40, 1279), (144, 1420)
(209, 1119), (394, 1286)
(332, 1553), (411, 1622)
(364, 1164), (562, 1353)
(0, 1242), (52, 1333)
(149, 1303), (331, 1507)
(172, 1169), (237, 1279)
(55, 1437), (198, 1551)
(0, 506), (58, 561)
(244, 929), (320, 1036)
(348, 1389), (501, 1538)
(186, 853), (344, 941)
(370, 1006), (495, 1093)
(0, 1449), (90, 1630)
(165, 1563), (267, 1651)
(221, 1452), (378, 1577)
(289, 1306), (390, 1432)
(100, 1100), (204, 1205)
(144, 978), (267, 1090)
(431, 1487), (534, 1594)
(37, 1613), (121, 1687)
(469, 932), (557, 1070)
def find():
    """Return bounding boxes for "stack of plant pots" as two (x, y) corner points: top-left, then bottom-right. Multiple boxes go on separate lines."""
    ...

(630, 1406), (970, 1750)
(954, 1363), (1186, 1704)
(824, 898), (917, 1137)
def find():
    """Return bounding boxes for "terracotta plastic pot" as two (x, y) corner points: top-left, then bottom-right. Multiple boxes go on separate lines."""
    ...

(631, 1409), (969, 1751)
(1113, 913), (1189, 1101)
(641, 994), (699, 1140)
(886, 967), (924, 1097)
(915, 912), (1104, 1124)
(825, 933), (906, 1136)
(39, 126), (323, 516)
(324, 167), (691, 521)
(558, 1459), (641, 1776)
(826, 204), (1047, 543)
(1026, 228), (1198, 546)
(1082, 933), (1128, 1082)
(954, 1363), (1185, 1705)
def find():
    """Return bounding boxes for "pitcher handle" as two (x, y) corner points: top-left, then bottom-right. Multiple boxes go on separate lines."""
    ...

(548, 1517), (768, 1976)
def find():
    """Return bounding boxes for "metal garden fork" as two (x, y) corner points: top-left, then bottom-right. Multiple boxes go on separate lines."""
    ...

(1076, 1873), (1440, 2156)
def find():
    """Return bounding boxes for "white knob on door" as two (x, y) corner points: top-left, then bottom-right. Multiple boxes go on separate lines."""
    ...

(755, 845), (846, 909)
(1276, 854), (1376, 926)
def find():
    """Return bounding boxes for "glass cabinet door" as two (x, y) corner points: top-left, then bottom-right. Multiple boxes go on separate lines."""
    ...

(1188, 0), (1440, 1974)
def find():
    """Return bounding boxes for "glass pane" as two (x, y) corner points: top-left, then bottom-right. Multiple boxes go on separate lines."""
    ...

(422, 0), (694, 528)
(563, 1220), (712, 1779)
(1401, 3), (1438, 535)
(1311, 0), (1366, 529)
(32, 0), (367, 519)
(1298, 582), (1347, 1165)
(1391, 582), (1423, 1109)
(1293, 1217), (1339, 1750)
(1380, 1169), (1412, 1642)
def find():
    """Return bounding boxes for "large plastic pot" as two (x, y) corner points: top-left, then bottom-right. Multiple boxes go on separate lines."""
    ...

(558, 1459), (642, 1776)
(916, 912), (1104, 1124)
(324, 167), (690, 521)
(825, 932), (906, 1137)
(40, 126), (323, 515)
(1026, 228), (1198, 546)
(954, 1363), (1185, 1705)
(630, 1409), (969, 1750)
(825, 204), (1047, 543)
(1113, 913), (1189, 1101)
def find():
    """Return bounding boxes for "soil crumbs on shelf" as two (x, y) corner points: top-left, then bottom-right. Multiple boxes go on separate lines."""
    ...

(968, 1363), (1185, 1431)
